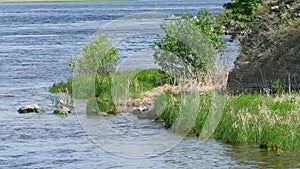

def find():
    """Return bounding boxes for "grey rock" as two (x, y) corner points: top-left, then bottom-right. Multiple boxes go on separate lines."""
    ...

(18, 104), (44, 114)
(137, 109), (158, 120)
(53, 107), (71, 115)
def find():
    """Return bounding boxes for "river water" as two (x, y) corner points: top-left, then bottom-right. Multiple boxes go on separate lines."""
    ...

(0, 0), (299, 168)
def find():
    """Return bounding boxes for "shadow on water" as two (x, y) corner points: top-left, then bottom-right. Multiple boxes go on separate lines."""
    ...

(226, 144), (300, 168)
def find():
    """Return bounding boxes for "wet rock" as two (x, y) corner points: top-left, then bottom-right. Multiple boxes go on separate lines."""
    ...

(128, 105), (158, 120)
(53, 107), (71, 115)
(259, 143), (268, 149)
(18, 104), (44, 114)
(137, 109), (159, 120)
(131, 109), (141, 115)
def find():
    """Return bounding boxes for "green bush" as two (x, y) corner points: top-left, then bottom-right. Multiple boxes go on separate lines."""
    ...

(223, 0), (260, 23)
(69, 33), (119, 74)
(153, 9), (224, 80)
(219, 0), (261, 37)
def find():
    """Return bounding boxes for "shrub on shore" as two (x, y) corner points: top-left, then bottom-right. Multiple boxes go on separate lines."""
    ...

(69, 33), (119, 75)
(153, 9), (224, 82)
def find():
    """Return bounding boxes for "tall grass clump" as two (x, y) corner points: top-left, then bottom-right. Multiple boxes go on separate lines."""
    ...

(156, 93), (212, 135)
(156, 92), (300, 151)
(215, 93), (300, 151)
(155, 92), (180, 129)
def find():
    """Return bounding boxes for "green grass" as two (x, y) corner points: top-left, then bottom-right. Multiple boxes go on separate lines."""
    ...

(50, 69), (171, 115)
(50, 69), (300, 151)
(155, 93), (300, 151)
(49, 79), (72, 94)
(128, 69), (171, 98)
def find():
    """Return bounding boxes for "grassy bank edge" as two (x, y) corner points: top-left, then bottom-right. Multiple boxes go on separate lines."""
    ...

(154, 92), (300, 152)
(50, 68), (300, 151)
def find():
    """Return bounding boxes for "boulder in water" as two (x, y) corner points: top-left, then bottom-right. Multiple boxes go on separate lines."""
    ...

(53, 107), (71, 115)
(18, 104), (44, 114)
(129, 105), (159, 120)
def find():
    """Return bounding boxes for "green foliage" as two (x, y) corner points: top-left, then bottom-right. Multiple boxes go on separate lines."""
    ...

(97, 97), (117, 114)
(95, 74), (112, 98)
(156, 93), (180, 128)
(223, 0), (260, 23)
(271, 80), (285, 95)
(49, 79), (72, 94)
(72, 74), (97, 99)
(53, 108), (71, 115)
(194, 95), (212, 134)
(219, 0), (261, 37)
(69, 33), (119, 74)
(156, 93), (210, 134)
(171, 93), (200, 133)
(86, 98), (100, 115)
(129, 69), (171, 98)
(186, 10), (224, 50)
(268, 100), (295, 113)
(157, 93), (300, 151)
(152, 93), (169, 120)
(49, 69), (171, 114)
(230, 93), (263, 114)
(153, 9), (224, 80)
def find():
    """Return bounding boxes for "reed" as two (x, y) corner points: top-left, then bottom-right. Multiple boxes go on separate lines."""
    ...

(156, 93), (300, 151)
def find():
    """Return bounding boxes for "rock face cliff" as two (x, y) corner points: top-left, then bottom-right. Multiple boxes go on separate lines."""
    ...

(227, 0), (300, 94)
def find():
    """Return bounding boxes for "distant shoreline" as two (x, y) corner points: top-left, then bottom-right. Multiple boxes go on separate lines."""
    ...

(0, 0), (128, 3)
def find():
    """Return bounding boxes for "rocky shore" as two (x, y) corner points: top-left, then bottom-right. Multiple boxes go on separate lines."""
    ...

(227, 0), (300, 94)
(116, 84), (179, 120)
(116, 81), (212, 119)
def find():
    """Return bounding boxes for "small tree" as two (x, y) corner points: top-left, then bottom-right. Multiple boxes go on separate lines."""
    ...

(69, 33), (119, 75)
(219, 0), (261, 37)
(153, 9), (224, 81)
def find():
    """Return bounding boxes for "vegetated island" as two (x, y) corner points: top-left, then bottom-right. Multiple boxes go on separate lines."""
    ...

(50, 0), (300, 152)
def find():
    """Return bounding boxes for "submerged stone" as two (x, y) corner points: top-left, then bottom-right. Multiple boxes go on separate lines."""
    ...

(53, 107), (71, 115)
(18, 104), (44, 114)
